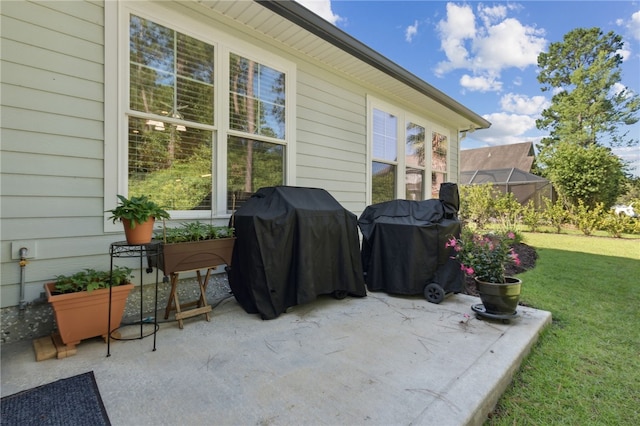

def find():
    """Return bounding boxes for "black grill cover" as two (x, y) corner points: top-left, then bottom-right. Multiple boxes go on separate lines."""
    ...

(358, 183), (463, 295)
(228, 186), (366, 319)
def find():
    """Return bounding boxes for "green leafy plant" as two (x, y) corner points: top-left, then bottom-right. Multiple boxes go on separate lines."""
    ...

(494, 192), (522, 233)
(543, 197), (567, 234)
(571, 200), (605, 236)
(53, 266), (133, 294)
(106, 194), (170, 228)
(521, 200), (544, 232)
(156, 221), (234, 243)
(601, 211), (632, 238)
(459, 184), (496, 229)
(446, 228), (521, 284)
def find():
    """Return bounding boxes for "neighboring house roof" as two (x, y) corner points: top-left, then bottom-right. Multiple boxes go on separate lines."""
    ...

(460, 168), (547, 185)
(201, 0), (490, 132)
(460, 142), (535, 173)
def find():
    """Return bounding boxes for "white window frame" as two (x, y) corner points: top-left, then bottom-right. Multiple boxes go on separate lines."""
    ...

(104, 1), (296, 232)
(429, 123), (451, 198)
(366, 96), (450, 205)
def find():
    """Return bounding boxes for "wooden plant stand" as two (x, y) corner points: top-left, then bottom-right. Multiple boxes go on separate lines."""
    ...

(164, 268), (215, 329)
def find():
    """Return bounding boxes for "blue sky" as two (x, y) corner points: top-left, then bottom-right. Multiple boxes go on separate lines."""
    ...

(295, 1), (640, 176)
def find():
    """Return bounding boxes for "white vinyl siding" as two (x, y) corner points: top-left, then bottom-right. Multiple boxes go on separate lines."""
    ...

(296, 70), (367, 213)
(0, 0), (107, 307)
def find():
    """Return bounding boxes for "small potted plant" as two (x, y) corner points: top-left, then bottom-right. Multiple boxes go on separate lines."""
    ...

(446, 229), (522, 317)
(106, 194), (170, 244)
(44, 266), (134, 348)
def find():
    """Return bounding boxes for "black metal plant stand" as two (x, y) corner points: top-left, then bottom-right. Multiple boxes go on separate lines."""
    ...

(107, 241), (161, 357)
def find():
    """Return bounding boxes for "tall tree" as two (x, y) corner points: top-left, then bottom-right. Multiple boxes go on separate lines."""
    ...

(536, 28), (639, 208)
(537, 28), (639, 148)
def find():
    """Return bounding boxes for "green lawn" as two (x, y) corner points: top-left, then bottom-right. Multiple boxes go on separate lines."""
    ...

(487, 233), (640, 425)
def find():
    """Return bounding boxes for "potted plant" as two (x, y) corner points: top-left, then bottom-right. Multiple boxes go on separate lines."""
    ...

(446, 229), (522, 317)
(44, 266), (134, 348)
(106, 195), (170, 244)
(150, 221), (235, 328)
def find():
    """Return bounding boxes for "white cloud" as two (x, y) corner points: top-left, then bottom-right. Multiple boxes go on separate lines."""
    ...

(472, 112), (538, 145)
(435, 3), (476, 75)
(618, 48), (631, 62)
(405, 20), (419, 42)
(477, 4), (507, 27)
(460, 74), (502, 92)
(434, 2), (547, 92)
(295, 0), (342, 25)
(500, 93), (550, 115)
(471, 18), (546, 72)
(628, 10), (640, 41)
(611, 82), (627, 96)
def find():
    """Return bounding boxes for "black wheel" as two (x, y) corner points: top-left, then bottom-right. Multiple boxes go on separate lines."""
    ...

(424, 283), (445, 304)
(333, 290), (348, 300)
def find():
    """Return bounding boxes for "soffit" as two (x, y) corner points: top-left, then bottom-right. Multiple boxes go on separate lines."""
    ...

(195, 0), (490, 132)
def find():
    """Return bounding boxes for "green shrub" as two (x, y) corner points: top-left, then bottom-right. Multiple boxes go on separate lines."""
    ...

(521, 200), (544, 232)
(459, 184), (495, 229)
(494, 192), (522, 233)
(601, 211), (633, 238)
(571, 200), (605, 236)
(543, 197), (567, 234)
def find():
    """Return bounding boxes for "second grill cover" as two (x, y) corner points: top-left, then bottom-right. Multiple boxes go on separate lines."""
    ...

(358, 184), (463, 296)
(228, 186), (366, 320)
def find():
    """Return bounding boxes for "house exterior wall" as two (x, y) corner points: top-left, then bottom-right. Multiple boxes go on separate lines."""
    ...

(1, 0), (112, 310)
(1, 0), (461, 316)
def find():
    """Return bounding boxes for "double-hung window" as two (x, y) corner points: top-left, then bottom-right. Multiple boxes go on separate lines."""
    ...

(128, 15), (216, 211)
(369, 98), (449, 203)
(109, 3), (292, 222)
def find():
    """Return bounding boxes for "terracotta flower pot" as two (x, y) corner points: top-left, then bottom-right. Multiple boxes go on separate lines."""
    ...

(474, 276), (521, 315)
(45, 282), (134, 347)
(122, 218), (155, 244)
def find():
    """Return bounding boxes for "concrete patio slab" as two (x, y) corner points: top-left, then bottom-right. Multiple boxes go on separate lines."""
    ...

(1, 292), (550, 426)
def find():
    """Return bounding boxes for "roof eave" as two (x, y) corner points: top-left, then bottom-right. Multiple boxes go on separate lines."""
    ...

(255, 0), (490, 131)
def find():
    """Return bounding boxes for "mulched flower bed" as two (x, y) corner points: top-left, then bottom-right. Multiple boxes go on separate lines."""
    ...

(462, 242), (538, 297)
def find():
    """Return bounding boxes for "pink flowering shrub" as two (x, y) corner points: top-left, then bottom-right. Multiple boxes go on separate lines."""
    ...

(445, 229), (521, 284)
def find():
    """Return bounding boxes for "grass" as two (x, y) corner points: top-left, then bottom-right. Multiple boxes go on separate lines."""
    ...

(488, 233), (640, 425)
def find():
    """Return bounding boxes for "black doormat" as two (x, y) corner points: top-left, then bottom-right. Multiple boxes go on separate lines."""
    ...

(1, 371), (111, 425)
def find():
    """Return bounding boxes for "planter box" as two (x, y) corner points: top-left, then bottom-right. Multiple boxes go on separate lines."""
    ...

(45, 282), (134, 347)
(153, 237), (235, 275)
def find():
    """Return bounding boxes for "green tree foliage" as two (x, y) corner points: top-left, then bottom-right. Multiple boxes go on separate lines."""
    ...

(536, 28), (639, 211)
(537, 28), (639, 148)
(459, 184), (496, 229)
(542, 141), (626, 209)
